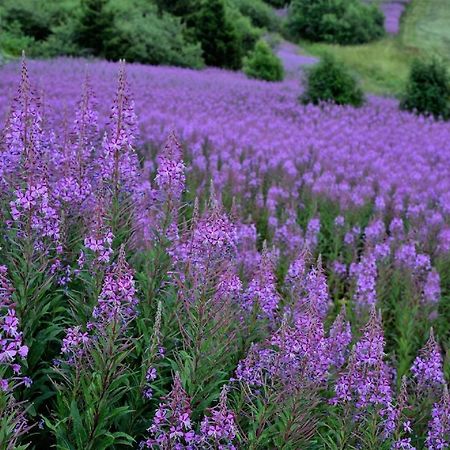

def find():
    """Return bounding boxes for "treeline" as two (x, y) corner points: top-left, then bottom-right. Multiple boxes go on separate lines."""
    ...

(0, 0), (281, 69)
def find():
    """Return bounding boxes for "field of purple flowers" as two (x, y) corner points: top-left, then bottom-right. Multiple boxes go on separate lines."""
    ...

(0, 58), (449, 449)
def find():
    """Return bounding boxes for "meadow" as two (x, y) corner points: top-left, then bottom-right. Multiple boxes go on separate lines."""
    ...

(301, 0), (450, 95)
(0, 57), (448, 449)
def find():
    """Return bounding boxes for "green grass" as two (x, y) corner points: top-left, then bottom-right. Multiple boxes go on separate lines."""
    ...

(299, 0), (450, 96)
(401, 0), (450, 60)
(301, 38), (419, 96)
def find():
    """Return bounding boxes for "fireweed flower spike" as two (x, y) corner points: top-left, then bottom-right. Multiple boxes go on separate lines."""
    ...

(100, 61), (139, 195)
(0, 56), (43, 189)
(303, 256), (330, 319)
(0, 266), (29, 391)
(425, 385), (450, 450)
(92, 245), (138, 327)
(353, 251), (378, 310)
(53, 75), (97, 207)
(83, 191), (114, 266)
(334, 308), (392, 409)
(199, 385), (238, 449)
(383, 377), (415, 449)
(411, 328), (445, 394)
(244, 243), (280, 319)
(326, 306), (352, 371)
(155, 131), (186, 205)
(142, 372), (197, 449)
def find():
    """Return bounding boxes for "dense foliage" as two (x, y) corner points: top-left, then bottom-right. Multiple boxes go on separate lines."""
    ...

(400, 59), (450, 120)
(0, 58), (448, 449)
(0, 0), (282, 69)
(192, 0), (242, 70)
(243, 40), (284, 81)
(301, 54), (365, 106)
(287, 0), (385, 45)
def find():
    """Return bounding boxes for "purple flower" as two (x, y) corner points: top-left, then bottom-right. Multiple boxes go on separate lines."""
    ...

(353, 251), (378, 310)
(327, 307), (352, 370)
(61, 326), (90, 362)
(411, 329), (444, 393)
(142, 373), (197, 449)
(155, 132), (186, 204)
(199, 385), (237, 448)
(425, 386), (449, 450)
(243, 246), (280, 319)
(423, 270), (441, 305)
(334, 308), (392, 409)
(92, 246), (138, 326)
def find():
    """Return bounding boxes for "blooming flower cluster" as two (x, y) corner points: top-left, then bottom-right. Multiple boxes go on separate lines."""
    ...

(334, 309), (392, 409)
(0, 266), (29, 391)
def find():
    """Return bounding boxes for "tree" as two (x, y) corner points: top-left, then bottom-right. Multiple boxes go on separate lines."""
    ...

(287, 0), (384, 45)
(400, 59), (450, 120)
(193, 0), (242, 70)
(243, 40), (284, 82)
(301, 55), (364, 107)
(75, 0), (114, 56)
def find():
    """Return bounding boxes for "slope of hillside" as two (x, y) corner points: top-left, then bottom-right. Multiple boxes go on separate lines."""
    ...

(300, 0), (450, 96)
(401, 0), (450, 60)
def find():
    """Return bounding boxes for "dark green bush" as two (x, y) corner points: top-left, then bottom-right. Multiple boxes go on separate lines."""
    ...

(230, 0), (282, 32)
(243, 40), (284, 81)
(227, 8), (262, 55)
(104, 2), (204, 68)
(264, 0), (289, 7)
(287, 0), (384, 45)
(400, 59), (450, 120)
(75, 0), (113, 56)
(193, 0), (242, 70)
(301, 55), (364, 106)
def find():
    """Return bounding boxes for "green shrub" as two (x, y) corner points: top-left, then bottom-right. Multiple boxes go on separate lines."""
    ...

(264, 0), (289, 7)
(400, 59), (450, 120)
(75, 0), (113, 56)
(229, 0), (282, 31)
(104, 1), (204, 68)
(243, 40), (284, 81)
(287, 0), (384, 45)
(194, 0), (242, 70)
(227, 8), (262, 55)
(301, 55), (364, 106)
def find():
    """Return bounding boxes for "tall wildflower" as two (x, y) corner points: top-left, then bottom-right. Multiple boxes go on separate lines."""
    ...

(0, 266), (29, 391)
(142, 373), (197, 449)
(176, 191), (237, 274)
(411, 329), (444, 394)
(286, 250), (307, 296)
(53, 76), (97, 207)
(142, 132), (186, 246)
(425, 385), (450, 450)
(154, 132), (186, 206)
(334, 309), (392, 409)
(100, 62), (139, 195)
(423, 270), (441, 305)
(83, 192), (114, 266)
(305, 217), (321, 252)
(326, 307), (352, 370)
(383, 377), (415, 449)
(353, 251), (378, 310)
(244, 245), (280, 319)
(92, 246), (138, 327)
(303, 257), (330, 319)
(0, 56), (43, 189)
(5, 59), (61, 252)
(199, 385), (238, 449)
(236, 308), (329, 389)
